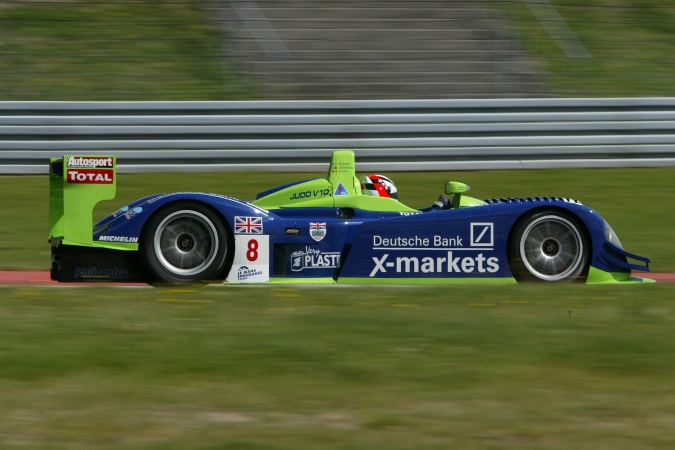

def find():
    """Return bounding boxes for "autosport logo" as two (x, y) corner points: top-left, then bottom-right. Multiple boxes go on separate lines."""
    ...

(369, 252), (499, 277)
(291, 247), (340, 272)
(67, 156), (114, 168)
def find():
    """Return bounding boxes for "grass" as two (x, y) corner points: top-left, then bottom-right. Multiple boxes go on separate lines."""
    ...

(0, 166), (672, 271)
(0, 0), (253, 100)
(1, 283), (675, 449)
(492, 0), (675, 96)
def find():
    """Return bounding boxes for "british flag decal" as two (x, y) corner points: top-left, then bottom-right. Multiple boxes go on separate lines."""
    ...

(234, 216), (263, 234)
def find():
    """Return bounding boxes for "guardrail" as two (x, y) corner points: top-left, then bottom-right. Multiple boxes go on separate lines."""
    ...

(2, 98), (675, 174)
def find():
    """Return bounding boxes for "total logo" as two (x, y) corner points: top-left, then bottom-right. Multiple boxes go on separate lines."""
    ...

(369, 252), (499, 277)
(67, 169), (114, 184)
(291, 246), (340, 272)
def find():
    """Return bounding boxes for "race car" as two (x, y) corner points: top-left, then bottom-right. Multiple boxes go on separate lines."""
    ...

(49, 151), (652, 284)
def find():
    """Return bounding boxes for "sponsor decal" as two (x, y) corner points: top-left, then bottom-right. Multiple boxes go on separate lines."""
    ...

(332, 161), (353, 174)
(235, 216), (263, 234)
(309, 222), (327, 242)
(66, 169), (114, 184)
(227, 235), (270, 283)
(113, 206), (143, 219)
(113, 206), (129, 218)
(370, 252), (499, 277)
(237, 266), (264, 281)
(372, 235), (464, 248)
(368, 223), (499, 277)
(291, 246), (340, 272)
(124, 206), (142, 219)
(290, 188), (331, 200)
(66, 156), (114, 168)
(470, 223), (494, 247)
(97, 236), (139, 243)
(334, 182), (349, 196)
(74, 266), (129, 278)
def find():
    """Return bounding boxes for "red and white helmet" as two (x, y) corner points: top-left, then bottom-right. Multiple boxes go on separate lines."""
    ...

(360, 174), (398, 200)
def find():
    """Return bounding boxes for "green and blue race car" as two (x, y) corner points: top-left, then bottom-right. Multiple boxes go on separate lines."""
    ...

(49, 151), (651, 284)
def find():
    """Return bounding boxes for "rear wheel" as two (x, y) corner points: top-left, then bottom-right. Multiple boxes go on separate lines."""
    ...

(141, 202), (231, 283)
(509, 211), (589, 282)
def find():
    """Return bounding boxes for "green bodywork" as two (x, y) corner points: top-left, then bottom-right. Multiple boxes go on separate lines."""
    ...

(252, 150), (486, 212)
(227, 277), (518, 286)
(252, 150), (419, 212)
(586, 267), (655, 284)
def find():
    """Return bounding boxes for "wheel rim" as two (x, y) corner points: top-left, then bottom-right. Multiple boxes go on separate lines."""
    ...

(153, 210), (219, 276)
(519, 215), (584, 281)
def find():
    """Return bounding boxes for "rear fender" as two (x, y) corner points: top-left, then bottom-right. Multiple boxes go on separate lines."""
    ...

(93, 193), (275, 250)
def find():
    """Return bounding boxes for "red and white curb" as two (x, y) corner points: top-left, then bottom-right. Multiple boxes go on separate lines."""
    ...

(0, 271), (149, 287)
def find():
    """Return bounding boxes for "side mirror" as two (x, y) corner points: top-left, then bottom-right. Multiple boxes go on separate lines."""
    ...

(445, 182), (469, 195)
(445, 182), (470, 209)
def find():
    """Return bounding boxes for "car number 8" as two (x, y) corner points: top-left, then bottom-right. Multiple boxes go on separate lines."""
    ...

(247, 239), (259, 262)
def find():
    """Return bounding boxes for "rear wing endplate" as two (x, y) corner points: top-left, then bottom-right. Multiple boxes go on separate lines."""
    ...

(49, 156), (117, 246)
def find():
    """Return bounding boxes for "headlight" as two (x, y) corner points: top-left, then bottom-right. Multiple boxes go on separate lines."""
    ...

(604, 221), (623, 249)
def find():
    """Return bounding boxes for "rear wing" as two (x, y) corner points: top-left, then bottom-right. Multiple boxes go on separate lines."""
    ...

(49, 156), (117, 246)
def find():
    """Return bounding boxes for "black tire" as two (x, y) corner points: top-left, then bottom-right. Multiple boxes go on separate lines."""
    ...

(141, 202), (231, 283)
(508, 210), (590, 282)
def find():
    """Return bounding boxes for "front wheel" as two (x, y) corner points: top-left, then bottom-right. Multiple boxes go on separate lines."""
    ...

(509, 211), (590, 282)
(141, 202), (231, 283)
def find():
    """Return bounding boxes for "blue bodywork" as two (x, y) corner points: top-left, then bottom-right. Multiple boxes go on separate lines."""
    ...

(90, 192), (650, 284)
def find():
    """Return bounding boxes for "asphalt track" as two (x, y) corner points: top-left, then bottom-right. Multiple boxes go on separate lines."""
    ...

(0, 271), (673, 286)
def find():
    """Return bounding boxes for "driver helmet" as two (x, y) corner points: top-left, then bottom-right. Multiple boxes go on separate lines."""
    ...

(360, 174), (398, 200)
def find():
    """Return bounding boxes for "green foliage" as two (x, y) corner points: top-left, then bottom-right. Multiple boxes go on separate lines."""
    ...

(0, 1), (253, 100)
(2, 0), (674, 98)
(492, 0), (675, 96)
